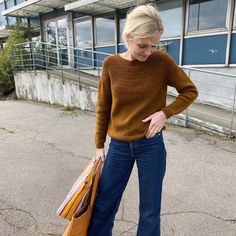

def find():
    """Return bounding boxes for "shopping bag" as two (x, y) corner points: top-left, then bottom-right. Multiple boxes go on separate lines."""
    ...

(59, 156), (103, 236)
(57, 156), (101, 221)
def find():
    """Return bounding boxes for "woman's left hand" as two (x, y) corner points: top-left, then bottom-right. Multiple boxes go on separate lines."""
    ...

(142, 111), (167, 138)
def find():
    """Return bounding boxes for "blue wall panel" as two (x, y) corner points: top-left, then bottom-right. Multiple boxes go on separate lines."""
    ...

(94, 46), (116, 67)
(118, 44), (126, 53)
(118, 40), (180, 64)
(230, 33), (236, 64)
(183, 35), (227, 65)
(165, 39), (180, 64)
(74, 48), (93, 68)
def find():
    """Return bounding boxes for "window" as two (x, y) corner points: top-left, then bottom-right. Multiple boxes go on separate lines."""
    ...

(74, 19), (92, 47)
(95, 15), (115, 45)
(188, 0), (228, 32)
(119, 1), (182, 41)
(5, 0), (16, 25)
(158, 0), (182, 38)
(234, 1), (236, 28)
(5, 0), (14, 8)
(29, 17), (40, 28)
(16, 0), (25, 3)
(119, 12), (126, 43)
(0, 3), (6, 26)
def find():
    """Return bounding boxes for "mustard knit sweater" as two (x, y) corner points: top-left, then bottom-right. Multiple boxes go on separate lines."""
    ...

(95, 50), (198, 148)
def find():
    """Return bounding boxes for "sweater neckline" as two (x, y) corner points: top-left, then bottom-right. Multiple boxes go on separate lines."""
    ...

(116, 53), (155, 67)
(117, 53), (144, 66)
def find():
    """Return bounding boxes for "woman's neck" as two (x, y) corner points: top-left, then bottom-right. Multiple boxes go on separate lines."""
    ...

(120, 51), (135, 61)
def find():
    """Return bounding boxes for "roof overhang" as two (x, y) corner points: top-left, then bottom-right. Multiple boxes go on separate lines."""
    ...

(2, 0), (78, 17)
(65, 0), (154, 15)
(0, 25), (13, 39)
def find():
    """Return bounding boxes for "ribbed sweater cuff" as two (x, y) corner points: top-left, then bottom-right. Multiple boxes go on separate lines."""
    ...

(96, 143), (104, 149)
(161, 107), (173, 119)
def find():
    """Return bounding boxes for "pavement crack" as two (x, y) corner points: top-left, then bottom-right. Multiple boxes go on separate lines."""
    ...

(0, 207), (38, 233)
(0, 127), (15, 134)
(118, 222), (137, 236)
(171, 227), (175, 236)
(115, 218), (137, 226)
(161, 211), (236, 224)
(45, 142), (90, 160)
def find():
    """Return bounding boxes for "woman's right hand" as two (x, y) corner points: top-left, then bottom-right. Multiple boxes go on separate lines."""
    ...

(95, 148), (106, 162)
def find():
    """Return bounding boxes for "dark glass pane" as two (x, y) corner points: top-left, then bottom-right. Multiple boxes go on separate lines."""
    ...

(199, 0), (227, 30)
(75, 20), (92, 47)
(16, 0), (25, 3)
(158, 0), (182, 37)
(0, 3), (6, 26)
(96, 16), (115, 44)
(188, 0), (227, 32)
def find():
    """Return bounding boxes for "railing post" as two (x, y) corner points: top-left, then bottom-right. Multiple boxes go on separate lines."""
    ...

(185, 68), (191, 127)
(185, 108), (189, 128)
(31, 42), (36, 75)
(20, 44), (24, 70)
(229, 82), (236, 138)
(76, 51), (82, 90)
(96, 54), (100, 77)
(45, 43), (49, 79)
(10, 46), (15, 75)
(59, 46), (64, 84)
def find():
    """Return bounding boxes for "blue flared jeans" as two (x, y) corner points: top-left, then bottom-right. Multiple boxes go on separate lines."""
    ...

(88, 132), (167, 236)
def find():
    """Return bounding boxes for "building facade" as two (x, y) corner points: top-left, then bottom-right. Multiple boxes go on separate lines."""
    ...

(0, 0), (236, 72)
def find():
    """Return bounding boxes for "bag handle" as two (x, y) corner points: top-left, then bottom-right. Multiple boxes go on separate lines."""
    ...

(89, 158), (103, 207)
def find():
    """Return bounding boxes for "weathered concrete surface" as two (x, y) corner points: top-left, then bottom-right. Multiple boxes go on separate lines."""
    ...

(14, 71), (98, 111)
(0, 100), (235, 236)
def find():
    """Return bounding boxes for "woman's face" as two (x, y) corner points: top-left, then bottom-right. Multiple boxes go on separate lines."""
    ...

(127, 33), (161, 62)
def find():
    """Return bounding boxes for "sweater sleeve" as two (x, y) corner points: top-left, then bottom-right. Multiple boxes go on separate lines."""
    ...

(95, 58), (112, 148)
(161, 53), (198, 118)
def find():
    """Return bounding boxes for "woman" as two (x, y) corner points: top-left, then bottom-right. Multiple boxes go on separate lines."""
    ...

(88, 4), (198, 236)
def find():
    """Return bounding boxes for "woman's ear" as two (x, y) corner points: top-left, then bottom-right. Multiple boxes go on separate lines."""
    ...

(124, 34), (132, 46)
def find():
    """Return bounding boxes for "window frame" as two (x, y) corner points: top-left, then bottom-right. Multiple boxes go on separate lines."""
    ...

(73, 16), (93, 48)
(0, 2), (6, 27)
(118, 10), (127, 44)
(94, 13), (116, 46)
(158, 0), (183, 39)
(233, 0), (236, 29)
(185, 0), (230, 35)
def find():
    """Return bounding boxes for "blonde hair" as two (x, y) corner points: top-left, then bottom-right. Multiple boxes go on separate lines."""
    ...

(122, 4), (164, 47)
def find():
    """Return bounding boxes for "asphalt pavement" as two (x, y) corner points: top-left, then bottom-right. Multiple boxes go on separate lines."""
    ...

(0, 100), (235, 236)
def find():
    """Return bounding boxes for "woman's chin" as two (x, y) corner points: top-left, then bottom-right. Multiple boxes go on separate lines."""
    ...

(138, 57), (148, 62)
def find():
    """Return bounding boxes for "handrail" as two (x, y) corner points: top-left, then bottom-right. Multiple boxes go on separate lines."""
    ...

(181, 66), (236, 79)
(15, 41), (113, 57)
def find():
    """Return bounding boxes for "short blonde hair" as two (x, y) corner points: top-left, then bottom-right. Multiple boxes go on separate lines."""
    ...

(122, 4), (164, 47)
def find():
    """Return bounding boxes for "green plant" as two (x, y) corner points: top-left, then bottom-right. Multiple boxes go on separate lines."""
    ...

(0, 23), (31, 96)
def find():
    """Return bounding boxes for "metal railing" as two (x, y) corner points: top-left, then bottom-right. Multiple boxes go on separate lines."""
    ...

(12, 41), (111, 87)
(12, 41), (236, 138)
(168, 67), (236, 138)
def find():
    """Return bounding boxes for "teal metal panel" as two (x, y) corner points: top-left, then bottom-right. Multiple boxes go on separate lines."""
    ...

(118, 40), (180, 64)
(183, 34), (227, 65)
(94, 46), (115, 67)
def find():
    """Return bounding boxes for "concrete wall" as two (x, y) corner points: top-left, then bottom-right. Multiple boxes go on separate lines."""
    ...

(14, 71), (97, 111)
(14, 68), (236, 112)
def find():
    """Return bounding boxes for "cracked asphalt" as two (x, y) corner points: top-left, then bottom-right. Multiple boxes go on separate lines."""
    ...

(0, 100), (236, 236)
